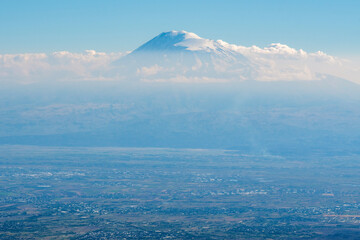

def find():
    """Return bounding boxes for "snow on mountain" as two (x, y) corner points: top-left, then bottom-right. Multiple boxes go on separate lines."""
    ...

(134, 30), (234, 56)
(132, 30), (244, 59)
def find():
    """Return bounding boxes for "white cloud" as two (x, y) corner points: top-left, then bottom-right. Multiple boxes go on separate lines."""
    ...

(219, 42), (357, 82)
(137, 64), (163, 76)
(0, 50), (125, 83)
(0, 44), (359, 84)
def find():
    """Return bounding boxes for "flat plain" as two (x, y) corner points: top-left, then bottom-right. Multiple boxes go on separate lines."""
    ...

(0, 145), (359, 239)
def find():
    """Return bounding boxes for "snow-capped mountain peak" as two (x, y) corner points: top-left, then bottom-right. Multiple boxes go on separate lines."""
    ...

(133, 30), (232, 54)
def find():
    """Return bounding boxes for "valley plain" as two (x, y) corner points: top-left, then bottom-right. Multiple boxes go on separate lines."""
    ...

(0, 146), (359, 239)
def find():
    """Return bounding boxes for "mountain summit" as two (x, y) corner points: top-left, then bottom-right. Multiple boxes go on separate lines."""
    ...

(134, 31), (202, 52)
(133, 30), (235, 55)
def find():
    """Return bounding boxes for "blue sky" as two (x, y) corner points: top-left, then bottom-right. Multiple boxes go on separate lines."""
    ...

(0, 0), (359, 57)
